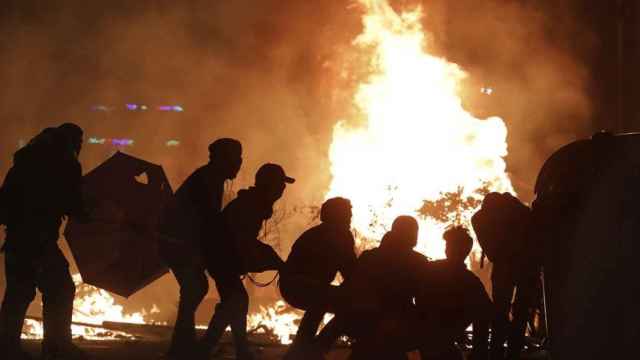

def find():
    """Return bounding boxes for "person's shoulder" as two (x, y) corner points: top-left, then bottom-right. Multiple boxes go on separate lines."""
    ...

(408, 250), (430, 264)
(292, 224), (323, 246)
(358, 248), (377, 261)
(191, 164), (211, 180)
(461, 267), (485, 290)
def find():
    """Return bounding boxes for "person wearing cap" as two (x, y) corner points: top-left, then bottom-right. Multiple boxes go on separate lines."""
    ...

(157, 138), (242, 359)
(198, 163), (293, 360)
(280, 197), (357, 359)
(0, 123), (89, 360)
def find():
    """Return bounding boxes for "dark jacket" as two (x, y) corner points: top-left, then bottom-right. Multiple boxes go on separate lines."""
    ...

(417, 259), (492, 327)
(158, 164), (225, 263)
(207, 186), (283, 275)
(1, 128), (83, 252)
(346, 242), (430, 312)
(282, 223), (357, 284)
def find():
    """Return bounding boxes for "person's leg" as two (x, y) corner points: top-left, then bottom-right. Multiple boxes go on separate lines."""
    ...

(224, 277), (251, 359)
(284, 308), (326, 359)
(38, 246), (76, 357)
(0, 250), (37, 358)
(490, 263), (515, 360)
(506, 272), (538, 360)
(200, 273), (250, 358)
(167, 265), (208, 357)
(296, 308), (325, 343)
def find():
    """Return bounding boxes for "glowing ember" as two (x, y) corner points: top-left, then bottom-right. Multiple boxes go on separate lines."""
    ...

(21, 274), (158, 340)
(327, 0), (513, 259)
(247, 300), (303, 345)
(246, 300), (334, 345)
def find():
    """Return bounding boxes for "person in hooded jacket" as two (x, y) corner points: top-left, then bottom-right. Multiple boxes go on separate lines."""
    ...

(198, 163), (293, 360)
(0, 123), (88, 360)
(158, 138), (242, 359)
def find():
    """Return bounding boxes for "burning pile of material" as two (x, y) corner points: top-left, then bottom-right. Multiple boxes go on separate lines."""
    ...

(327, 0), (514, 258)
(21, 274), (159, 341)
(247, 300), (334, 345)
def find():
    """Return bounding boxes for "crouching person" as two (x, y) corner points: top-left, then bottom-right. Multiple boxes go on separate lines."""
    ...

(325, 216), (430, 360)
(280, 197), (357, 359)
(415, 226), (492, 360)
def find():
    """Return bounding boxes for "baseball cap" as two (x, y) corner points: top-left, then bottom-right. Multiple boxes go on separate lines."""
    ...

(255, 163), (295, 186)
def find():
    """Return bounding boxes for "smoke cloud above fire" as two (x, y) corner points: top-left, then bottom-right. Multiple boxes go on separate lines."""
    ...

(0, 0), (592, 321)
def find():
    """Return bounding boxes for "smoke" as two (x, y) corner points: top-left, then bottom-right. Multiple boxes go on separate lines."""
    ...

(414, 0), (594, 200)
(0, 0), (593, 321)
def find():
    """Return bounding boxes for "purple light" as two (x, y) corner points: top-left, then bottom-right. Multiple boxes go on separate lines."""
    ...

(111, 138), (134, 146)
(157, 106), (172, 111)
(126, 104), (138, 111)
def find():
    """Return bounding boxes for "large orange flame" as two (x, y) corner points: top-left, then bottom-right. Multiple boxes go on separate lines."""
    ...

(327, 0), (514, 259)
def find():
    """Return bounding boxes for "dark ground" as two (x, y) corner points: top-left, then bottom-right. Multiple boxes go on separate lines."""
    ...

(22, 339), (551, 360)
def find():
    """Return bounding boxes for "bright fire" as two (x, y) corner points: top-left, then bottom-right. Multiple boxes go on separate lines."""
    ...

(247, 300), (333, 345)
(327, 0), (513, 258)
(22, 274), (158, 340)
(23, 0), (516, 346)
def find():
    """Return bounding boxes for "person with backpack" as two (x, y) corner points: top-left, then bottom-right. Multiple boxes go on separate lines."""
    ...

(198, 163), (293, 360)
(471, 192), (539, 360)
(157, 138), (242, 359)
(0, 123), (89, 360)
(280, 197), (357, 359)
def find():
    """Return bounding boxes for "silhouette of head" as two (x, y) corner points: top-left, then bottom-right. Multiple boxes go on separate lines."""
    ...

(481, 192), (503, 210)
(320, 197), (352, 230)
(57, 123), (83, 155)
(255, 163), (295, 202)
(209, 138), (242, 180)
(381, 215), (419, 252)
(443, 226), (473, 264)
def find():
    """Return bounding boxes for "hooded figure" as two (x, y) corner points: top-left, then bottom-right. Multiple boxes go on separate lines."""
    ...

(0, 123), (88, 360)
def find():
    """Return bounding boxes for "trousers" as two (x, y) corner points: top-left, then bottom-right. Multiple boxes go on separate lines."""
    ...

(0, 237), (75, 353)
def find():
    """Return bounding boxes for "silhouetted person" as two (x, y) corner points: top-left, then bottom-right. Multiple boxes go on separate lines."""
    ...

(332, 216), (429, 360)
(472, 192), (538, 360)
(416, 226), (492, 360)
(0, 123), (88, 360)
(280, 197), (357, 359)
(158, 138), (242, 359)
(199, 163), (293, 360)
